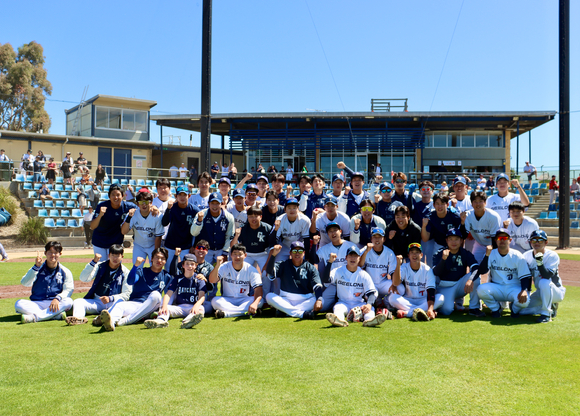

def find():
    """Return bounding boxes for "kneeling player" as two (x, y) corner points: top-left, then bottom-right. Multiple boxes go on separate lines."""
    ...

(99, 248), (173, 331)
(15, 241), (74, 323)
(67, 244), (131, 325)
(209, 244), (263, 318)
(265, 242), (323, 319)
(388, 243), (444, 321)
(144, 248), (207, 329)
(518, 230), (565, 323)
(324, 246), (388, 327)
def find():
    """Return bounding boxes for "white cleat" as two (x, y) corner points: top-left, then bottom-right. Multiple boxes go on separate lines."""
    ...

(181, 313), (204, 329)
(21, 314), (36, 324)
(363, 313), (387, 327)
(100, 310), (115, 332)
(144, 318), (169, 329)
(326, 313), (348, 327)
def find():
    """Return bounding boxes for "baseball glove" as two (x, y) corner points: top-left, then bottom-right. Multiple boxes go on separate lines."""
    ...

(346, 306), (363, 323)
(412, 308), (430, 322)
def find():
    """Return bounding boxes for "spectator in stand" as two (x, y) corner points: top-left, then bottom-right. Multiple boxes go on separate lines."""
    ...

(45, 157), (56, 184)
(169, 164), (179, 178)
(0, 149), (9, 161)
(229, 163), (237, 181)
(76, 184), (87, 214)
(63, 152), (75, 173)
(189, 165), (198, 185)
(83, 206), (94, 249)
(125, 184), (135, 202)
(210, 162), (220, 179)
(87, 183), (100, 210)
(76, 152), (89, 174)
(477, 174), (486, 189)
(570, 178), (580, 200)
(221, 162), (229, 178)
(60, 158), (72, 185)
(549, 175), (559, 205)
(95, 164), (106, 186)
(32, 156), (44, 183)
(39, 183), (52, 202)
(485, 175), (495, 191)
(286, 164), (294, 183)
(523, 162), (537, 187)
(440, 181), (448, 192)
(179, 163), (188, 178)
(37, 150), (46, 162)
(80, 171), (92, 185)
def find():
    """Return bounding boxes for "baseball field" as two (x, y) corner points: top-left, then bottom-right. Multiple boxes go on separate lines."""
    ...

(1, 255), (579, 416)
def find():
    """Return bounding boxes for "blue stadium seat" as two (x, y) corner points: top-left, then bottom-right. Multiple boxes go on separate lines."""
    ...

(111, 179), (120, 185)
(60, 192), (70, 199)
(33, 183), (42, 190)
(44, 218), (55, 227)
(27, 191), (37, 199)
(44, 200), (54, 208)
(170, 187), (176, 195)
(540, 183), (547, 189)
(103, 185), (110, 193)
(74, 177), (82, 183)
(46, 184), (53, 190)
(66, 201), (76, 209)
(548, 204), (556, 211)
(33, 200), (43, 208)
(548, 212), (558, 219)
(177, 180), (185, 186)
(151, 187), (157, 194)
(137, 179), (145, 186)
(56, 219), (66, 227)
(104, 177), (111, 185)
(15, 173), (25, 182)
(129, 179), (137, 186)
(61, 210), (71, 218)
(531, 183), (539, 189)
(100, 193), (109, 200)
(523, 183), (530, 190)
(538, 212), (547, 219)
(121, 179), (128, 186)
(531, 189), (539, 196)
(49, 209), (60, 217)
(71, 192), (78, 200)
(38, 209), (48, 218)
(572, 221), (580, 229)
(55, 184), (64, 191)
(72, 209), (83, 218)
(67, 219), (79, 227)
(64, 185), (73, 191)
(56, 176), (63, 184)
(23, 182), (33, 190)
(24, 175), (33, 182)
(528, 197), (534, 204)
(50, 191), (60, 199)
(146, 180), (153, 186)
(56, 200), (65, 208)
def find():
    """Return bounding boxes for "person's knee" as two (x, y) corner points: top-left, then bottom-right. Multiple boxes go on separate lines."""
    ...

(149, 291), (162, 304)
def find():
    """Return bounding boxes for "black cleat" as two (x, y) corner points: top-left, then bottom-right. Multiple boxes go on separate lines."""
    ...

(302, 310), (315, 320)
(468, 309), (486, 318)
(214, 310), (225, 319)
(491, 308), (502, 318)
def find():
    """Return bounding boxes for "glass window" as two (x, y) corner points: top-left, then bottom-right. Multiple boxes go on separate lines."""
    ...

(122, 110), (135, 131)
(135, 111), (147, 131)
(461, 133), (474, 147)
(490, 134), (504, 147)
(96, 108), (108, 128)
(449, 134), (459, 147)
(356, 155), (367, 173)
(320, 155), (332, 177)
(433, 134), (447, 147)
(476, 134), (488, 147)
(392, 154), (404, 173)
(425, 135), (432, 147)
(109, 109), (122, 130)
(404, 155), (415, 172)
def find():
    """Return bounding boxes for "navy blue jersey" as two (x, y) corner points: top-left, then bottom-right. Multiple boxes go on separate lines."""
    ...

(261, 204), (284, 227)
(238, 222), (273, 253)
(84, 261), (126, 299)
(127, 266), (173, 302)
(344, 190), (370, 218)
(376, 200), (404, 226)
(270, 259), (323, 297)
(391, 190), (414, 213)
(301, 190), (327, 218)
(92, 200), (138, 248)
(167, 276), (207, 305)
(162, 203), (200, 250)
(193, 209), (234, 251)
(277, 191), (288, 207)
(355, 217), (382, 246)
(29, 263), (68, 301)
(432, 247), (479, 282)
(412, 200), (433, 226)
(385, 220), (422, 257)
(426, 210), (462, 246)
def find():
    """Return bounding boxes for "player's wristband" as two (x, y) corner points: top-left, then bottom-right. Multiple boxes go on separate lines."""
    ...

(55, 295), (62, 302)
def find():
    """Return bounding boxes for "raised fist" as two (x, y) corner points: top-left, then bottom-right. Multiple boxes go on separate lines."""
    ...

(328, 253), (337, 263)
(271, 244), (282, 257)
(336, 161), (346, 170)
(389, 230), (396, 240)
(274, 219), (281, 231)
(312, 235), (320, 245)
(486, 245), (493, 256)
(245, 172), (253, 180)
(287, 184), (293, 192)
(35, 251), (43, 267)
(460, 212), (467, 224)
(503, 220), (510, 228)
(422, 217), (429, 227)
(128, 208), (136, 217)
(93, 253), (102, 263)
(442, 249), (450, 260)
(234, 227), (241, 237)
(216, 255), (225, 266)
(175, 247), (182, 256)
(510, 179), (520, 188)
(375, 175), (383, 182)
(396, 255), (403, 265)
(344, 186), (351, 195)
(197, 211), (204, 222)
(100, 206), (107, 215)
(367, 242), (374, 250)
(374, 194), (380, 204)
(135, 257), (145, 267)
(354, 218), (361, 230)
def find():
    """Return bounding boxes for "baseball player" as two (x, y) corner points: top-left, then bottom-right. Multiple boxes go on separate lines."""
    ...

(299, 173), (328, 218)
(261, 190), (285, 227)
(518, 230), (565, 323)
(385, 205), (422, 258)
(99, 248), (173, 331)
(486, 174), (529, 223)
(410, 181), (435, 268)
(449, 176), (473, 213)
(374, 182), (403, 227)
(431, 229), (486, 317)
(460, 190), (502, 262)
(231, 206), (275, 274)
(350, 199), (387, 249)
(505, 201), (539, 254)
(270, 173), (288, 207)
(336, 162), (370, 217)
(66, 244), (131, 325)
(152, 178), (175, 245)
(265, 242), (323, 319)
(187, 240), (215, 314)
(274, 198), (311, 260)
(323, 246), (387, 327)
(16, 241), (74, 324)
(327, 173), (346, 201)
(244, 183), (263, 208)
(421, 193), (461, 266)
(190, 192), (235, 264)
(209, 244), (263, 318)
(217, 177), (235, 210)
(311, 196), (351, 247)
(121, 189), (164, 267)
(188, 171), (212, 210)
(388, 243), (444, 321)
(255, 175), (270, 205)
(391, 172), (415, 213)
(161, 185), (200, 268)
(227, 188), (248, 229)
(476, 228), (531, 318)
(144, 248), (207, 329)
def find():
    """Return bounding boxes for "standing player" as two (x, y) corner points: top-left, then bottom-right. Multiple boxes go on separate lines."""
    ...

(188, 171), (213, 210)
(270, 173), (288, 207)
(327, 173), (346, 202)
(121, 189), (164, 267)
(67, 245), (131, 325)
(374, 182), (402, 227)
(460, 190), (502, 262)
(265, 242), (323, 319)
(230, 206), (274, 274)
(336, 164), (370, 218)
(311, 196), (350, 247)
(299, 173), (327, 218)
(323, 246), (387, 327)
(385, 206), (422, 258)
(449, 177), (472, 213)
(391, 172), (414, 213)
(261, 190), (284, 227)
(518, 230), (565, 323)
(388, 243), (444, 321)
(152, 178), (175, 246)
(421, 193), (461, 266)
(476, 228), (531, 318)
(350, 200), (387, 249)
(274, 198), (311, 260)
(15, 241), (74, 324)
(228, 188), (248, 229)
(244, 183), (263, 208)
(209, 245), (263, 318)
(505, 201), (539, 254)
(217, 177), (234, 209)
(255, 175), (270, 206)
(486, 173), (529, 223)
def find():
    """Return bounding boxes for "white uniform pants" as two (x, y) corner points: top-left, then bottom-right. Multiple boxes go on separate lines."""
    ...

(108, 292), (162, 326)
(436, 273), (481, 315)
(245, 252), (269, 273)
(549, 189), (557, 205)
(15, 298), (73, 321)
(477, 283), (530, 313)
(388, 293), (444, 317)
(333, 300), (375, 322)
(93, 245), (109, 259)
(72, 297), (114, 318)
(266, 291), (316, 318)
(211, 296), (264, 317)
(133, 244), (156, 268)
(158, 303), (205, 321)
(422, 240), (435, 267)
(206, 249), (224, 265)
(519, 279), (565, 317)
(375, 279), (405, 297)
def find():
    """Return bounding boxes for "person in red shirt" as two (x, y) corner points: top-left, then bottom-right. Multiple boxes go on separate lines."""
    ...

(549, 175), (559, 205)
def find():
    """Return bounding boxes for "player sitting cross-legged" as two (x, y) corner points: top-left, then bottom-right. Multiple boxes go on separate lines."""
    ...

(144, 248), (207, 329)
(67, 244), (131, 326)
(388, 243), (444, 321)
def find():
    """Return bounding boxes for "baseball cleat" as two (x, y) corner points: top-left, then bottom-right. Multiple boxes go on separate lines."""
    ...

(468, 309), (486, 318)
(181, 313), (204, 329)
(92, 315), (103, 326)
(21, 314), (36, 324)
(275, 309), (288, 318)
(66, 317), (88, 326)
(551, 303), (559, 319)
(326, 313), (348, 327)
(100, 310), (115, 331)
(363, 313), (387, 327)
(509, 304), (520, 318)
(302, 310), (315, 320)
(144, 318), (168, 329)
(214, 309), (225, 319)
(454, 301), (466, 312)
(411, 308), (430, 322)
(491, 308), (502, 318)
(536, 315), (552, 323)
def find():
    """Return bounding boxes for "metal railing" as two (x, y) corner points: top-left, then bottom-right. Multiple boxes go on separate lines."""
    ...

(371, 98), (409, 112)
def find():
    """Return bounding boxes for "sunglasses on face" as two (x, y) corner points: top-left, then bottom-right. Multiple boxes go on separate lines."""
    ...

(381, 189), (392, 193)
(530, 238), (545, 243)
(291, 249), (304, 254)
(395, 179), (405, 184)
(138, 201), (151, 206)
(421, 187), (432, 192)
(496, 236), (510, 242)
(361, 206), (373, 212)
(195, 245), (208, 251)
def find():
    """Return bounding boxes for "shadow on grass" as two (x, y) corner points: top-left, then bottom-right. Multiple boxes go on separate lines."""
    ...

(0, 314), (21, 323)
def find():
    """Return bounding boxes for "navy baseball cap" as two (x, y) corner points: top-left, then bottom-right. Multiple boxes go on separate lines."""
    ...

(380, 182), (393, 191)
(495, 228), (511, 237)
(529, 230), (548, 241)
(290, 241), (305, 250)
(332, 174), (345, 183)
(286, 198), (299, 206)
(496, 173), (510, 182)
(219, 177), (231, 185)
(208, 192), (223, 204)
(176, 185), (189, 195)
(246, 183), (258, 193)
(232, 188), (245, 198)
(257, 175), (269, 183)
(325, 196), (338, 206)
(371, 227), (385, 236)
(453, 177), (467, 186)
(351, 172), (365, 180)
(183, 254), (197, 262)
(346, 246), (361, 256)
(446, 228), (463, 238)
(325, 221), (341, 231)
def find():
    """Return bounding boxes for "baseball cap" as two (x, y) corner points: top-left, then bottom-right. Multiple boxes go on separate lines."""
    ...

(351, 171), (365, 180)
(137, 187), (150, 194)
(176, 185), (188, 195)
(183, 254), (197, 262)
(208, 192), (223, 204)
(371, 227), (385, 236)
(346, 246), (361, 256)
(446, 228), (463, 238)
(332, 174), (345, 183)
(325, 221), (341, 231)
(285, 198), (299, 206)
(257, 175), (269, 184)
(325, 196), (338, 206)
(379, 182), (393, 191)
(290, 241), (305, 250)
(79, 151), (83, 155)
(246, 183), (258, 193)
(232, 188), (245, 198)
(529, 230), (548, 241)
(496, 173), (510, 182)
(408, 242), (423, 252)
(495, 228), (511, 237)
(219, 177), (231, 185)
(453, 177), (467, 186)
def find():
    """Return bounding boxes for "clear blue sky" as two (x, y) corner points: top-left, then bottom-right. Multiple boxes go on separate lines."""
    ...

(4, 0), (578, 170)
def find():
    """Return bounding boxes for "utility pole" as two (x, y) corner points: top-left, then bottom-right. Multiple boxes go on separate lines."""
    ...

(200, 0), (212, 175)
(558, 0), (570, 249)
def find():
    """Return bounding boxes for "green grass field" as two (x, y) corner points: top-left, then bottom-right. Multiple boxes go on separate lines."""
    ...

(1, 258), (579, 415)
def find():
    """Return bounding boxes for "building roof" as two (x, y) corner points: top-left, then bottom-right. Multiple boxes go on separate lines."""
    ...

(65, 95), (157, 114)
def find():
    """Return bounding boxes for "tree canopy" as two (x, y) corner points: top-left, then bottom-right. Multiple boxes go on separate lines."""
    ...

(0, 41), (52, 132)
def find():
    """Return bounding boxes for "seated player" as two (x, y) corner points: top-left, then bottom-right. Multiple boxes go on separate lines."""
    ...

(311, 196), (350, 247)
(274, 198), (311, 260)
(265, 242), (323, 319)
(518, 230), (565, 323)
(323, 246), (388, 327)
(350, 199), (387, 249)
(209, 244), (263, 318)
(388, 243), (444, 321)
(144, 248), (207, 329)
(99, 248), (173, 331)
(67, 244), (131, 325)
(432, 229), (486, 317)
(187, 240), (215, 314)
(15, 241), (73, 324)
(476, 228), (531, 318)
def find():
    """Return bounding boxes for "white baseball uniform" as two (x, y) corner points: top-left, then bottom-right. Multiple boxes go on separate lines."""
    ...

(506, 216), (539, 254)
(454, 197), (472, 213)
(359, 245), (401, 296)
(487, 193), (522, 223)
(188, 193), (210, 211)
(227, 205), (248, 229)
(329, 265), (378, 322)
(316, 240), (359, 311)
(275, 213), (311, 259)
(211, 262), (263, 317)
(127, 211), (164, 266)
(152, 196), (175, 241)
(463, 208), (502, 261)
(315, 211), (351, 247)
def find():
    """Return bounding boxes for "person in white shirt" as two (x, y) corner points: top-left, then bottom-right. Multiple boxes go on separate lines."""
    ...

(83, 206), (94, 249)
(476, 174), (487, 189)
(274, 198), (310, 260)
(460, 190), (502, 262)
(311, 196), (350, 247)
(0, 149), (9, 161)
(505, 201), (539, 254)
(523, 161), (536, 186)
(178, 163), (188, 178)
(169, 164), (178, 178)
(286, 165), (294, 182)
(152, 178), (175, 245)
(486, 173), (529, 223)
(188, 171), (212, 210)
